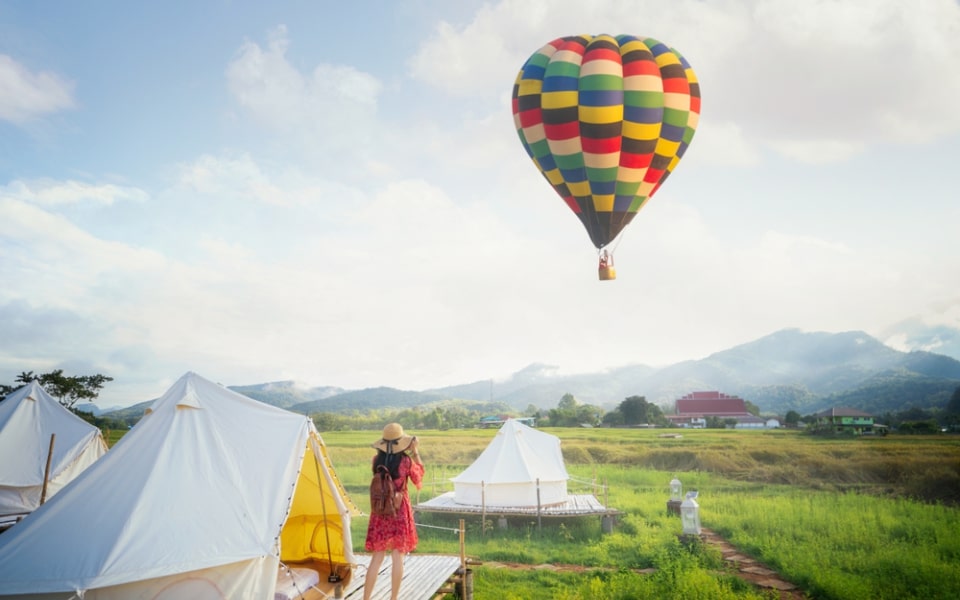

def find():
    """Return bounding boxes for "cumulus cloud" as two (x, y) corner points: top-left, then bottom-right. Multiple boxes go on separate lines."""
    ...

(702, 0), (960, 157)
(3, 5), (957, 406)
(409, 0), (960, 163)
(226, 25), (382, 139)
(0, 54), (75, 124)
(1, 179), (148, 207)
(0, 196), (166, 301)
(171, 152), (369, 231)
(683, 119), (761, 167)
(177, 153), (285, 205)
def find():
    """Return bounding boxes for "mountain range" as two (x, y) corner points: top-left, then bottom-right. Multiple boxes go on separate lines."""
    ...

(101, 329), (960, 420)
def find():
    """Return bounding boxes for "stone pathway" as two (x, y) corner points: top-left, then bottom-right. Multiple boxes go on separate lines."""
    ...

(699, 527), (806, 599)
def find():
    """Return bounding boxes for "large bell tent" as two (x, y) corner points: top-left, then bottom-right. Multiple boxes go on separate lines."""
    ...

(0, 381), (107, 522)
(451, 418), (569, 507)
(0, 372), (358, 600)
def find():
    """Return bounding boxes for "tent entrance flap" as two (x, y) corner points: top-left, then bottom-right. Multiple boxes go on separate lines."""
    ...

(279, 435), (355, 569)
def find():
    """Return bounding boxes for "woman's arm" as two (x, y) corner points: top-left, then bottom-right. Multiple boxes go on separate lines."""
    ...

(405, 438), (425, 489)
(407, 437), (423, 466)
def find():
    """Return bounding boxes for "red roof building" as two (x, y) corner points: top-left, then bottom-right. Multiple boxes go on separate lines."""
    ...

(668, 391), (754, 428)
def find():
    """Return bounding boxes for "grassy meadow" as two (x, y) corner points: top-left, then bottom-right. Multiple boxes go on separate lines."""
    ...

(322, 428), (960, 600)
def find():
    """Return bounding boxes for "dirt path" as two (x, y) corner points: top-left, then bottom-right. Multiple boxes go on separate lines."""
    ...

(482, 527), (807, 599)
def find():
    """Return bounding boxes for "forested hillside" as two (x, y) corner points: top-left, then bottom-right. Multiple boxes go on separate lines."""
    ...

(90, 329), (960, 423)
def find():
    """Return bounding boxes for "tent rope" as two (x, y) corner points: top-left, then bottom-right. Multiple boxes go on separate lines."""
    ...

(413, 521), (461, 533)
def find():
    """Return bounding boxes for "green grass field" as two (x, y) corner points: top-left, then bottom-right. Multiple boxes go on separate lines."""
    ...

(323, 428), (960, 599)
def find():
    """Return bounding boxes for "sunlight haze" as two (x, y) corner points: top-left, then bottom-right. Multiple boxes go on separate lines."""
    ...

(2, 0), (959, 407)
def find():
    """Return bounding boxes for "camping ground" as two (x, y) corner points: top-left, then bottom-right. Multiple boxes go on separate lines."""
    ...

(322, 428), (960, 600)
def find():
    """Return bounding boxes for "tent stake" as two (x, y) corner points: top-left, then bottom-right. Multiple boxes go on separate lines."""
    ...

(40, 434), (56, 505)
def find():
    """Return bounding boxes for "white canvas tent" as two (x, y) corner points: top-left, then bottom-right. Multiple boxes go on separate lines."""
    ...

(451, 418), (569, 507)
(0, 381), (107, 520)
(0, 372), (357, 600)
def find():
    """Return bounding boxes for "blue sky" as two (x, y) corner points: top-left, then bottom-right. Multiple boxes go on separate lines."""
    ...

(2, 0), (959, 408)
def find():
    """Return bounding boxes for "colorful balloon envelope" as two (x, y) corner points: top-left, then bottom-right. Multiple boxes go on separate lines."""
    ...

(511, 34), (701, 279)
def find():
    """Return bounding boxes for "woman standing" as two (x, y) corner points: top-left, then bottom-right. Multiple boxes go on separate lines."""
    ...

(363, 423), (424, 600)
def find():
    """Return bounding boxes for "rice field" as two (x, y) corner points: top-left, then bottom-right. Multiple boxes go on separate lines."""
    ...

(322, 428), (960, 599)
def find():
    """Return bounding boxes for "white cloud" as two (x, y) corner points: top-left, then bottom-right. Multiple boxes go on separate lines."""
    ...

(3, 3), (958, 407)
(766, 140), (866, 165)
(684, 120), (761, 167)
(2, 179), (148, 207)
(410, 0), (960, 164)
(226, 25), (382, 137)
(171, 152), (369, 228)
(408, 0), (723, 96)
(178, 153), (285, 205)
(0, 54), (74, 124)
(705, 0), (960, 155)
(0, 197), (166, 302)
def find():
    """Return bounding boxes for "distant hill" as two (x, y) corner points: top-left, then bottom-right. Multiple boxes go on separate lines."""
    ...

(98, 380), (347, 422)
(230, 381), (345, 409)
(288, 387), (447, 414)
(75, 402), (125, 416)
(96, 329), (960, 420)
(102, 400), (153, 423)
(100, 383), (514, 423)
(428, 329), (960, 415)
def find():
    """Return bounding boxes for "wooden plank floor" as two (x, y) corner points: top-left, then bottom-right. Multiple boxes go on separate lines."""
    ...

(339, 554), (462, 600)
(0, 513), (26, 533)
(414, 492), (618, 517)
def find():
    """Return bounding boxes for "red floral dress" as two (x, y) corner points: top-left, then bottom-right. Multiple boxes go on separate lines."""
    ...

(364, 454), (424, 553)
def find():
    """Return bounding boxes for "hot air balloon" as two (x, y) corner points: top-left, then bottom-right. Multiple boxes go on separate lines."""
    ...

(511, 34), (701, 280)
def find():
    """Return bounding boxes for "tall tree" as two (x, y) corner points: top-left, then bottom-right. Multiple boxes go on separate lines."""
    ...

(619, 395), (649, 424)
(617, 395), (665, 426)
(784, 410), (801, 426)
(557, 393), (578, 411)
(1, 369), (113, 409)
(1, 372), (37, 398)
(548, 393), (580, 427)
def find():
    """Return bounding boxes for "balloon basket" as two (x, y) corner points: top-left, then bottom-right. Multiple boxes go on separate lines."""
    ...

(599, 266), (616, 281)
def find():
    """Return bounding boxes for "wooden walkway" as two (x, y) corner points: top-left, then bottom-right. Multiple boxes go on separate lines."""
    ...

(414, 492), (618, 517)
(0, 514), (26, 533)
(339, 554), (462, 600)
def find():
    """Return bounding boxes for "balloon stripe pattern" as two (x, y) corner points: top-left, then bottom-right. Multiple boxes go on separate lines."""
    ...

(512, 34), (700, 250)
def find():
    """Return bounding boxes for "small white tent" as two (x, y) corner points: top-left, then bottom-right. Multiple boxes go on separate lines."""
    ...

(451, 418), (569, 507)
(0, 381), (107, 520)
(0, 372), (357, 600)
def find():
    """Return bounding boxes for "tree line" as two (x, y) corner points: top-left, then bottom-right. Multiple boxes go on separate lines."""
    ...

(4, 371), (959, 436)
(307, 389), (960, 435)
(1, 370), (112, 408)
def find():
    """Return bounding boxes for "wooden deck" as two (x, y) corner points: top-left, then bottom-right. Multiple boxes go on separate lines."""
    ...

(337, 554), (462, 600)
(414, 492), (619, 517)
(0, 514), (26, 533)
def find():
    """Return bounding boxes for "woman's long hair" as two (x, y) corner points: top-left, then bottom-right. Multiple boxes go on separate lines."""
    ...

(373, 449), (404, 478)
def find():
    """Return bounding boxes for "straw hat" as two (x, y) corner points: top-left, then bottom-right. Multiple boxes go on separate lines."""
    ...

(373, 422), (414, 453)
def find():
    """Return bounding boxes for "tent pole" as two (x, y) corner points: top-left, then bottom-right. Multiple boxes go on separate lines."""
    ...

(459, 519), (466, 571)
(311, 439), (340, 583)
(481, 481), (486, 538)
(536, 478), (542, 533)
(40, 434), (56, 505)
